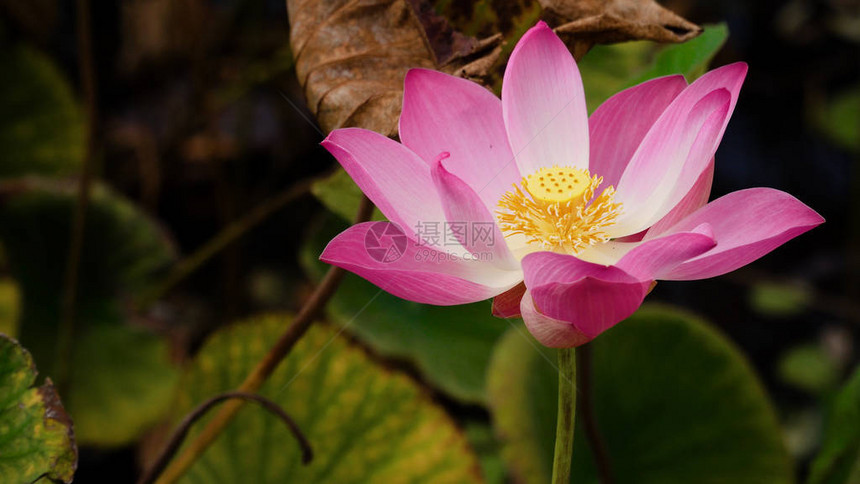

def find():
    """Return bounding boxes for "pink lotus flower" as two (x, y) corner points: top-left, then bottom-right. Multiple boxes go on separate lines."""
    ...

(319, 22), (823, 347)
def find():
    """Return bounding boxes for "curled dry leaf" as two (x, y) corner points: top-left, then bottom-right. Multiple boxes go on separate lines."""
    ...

(287, 0), (501, 136)
(540, 0), (703, 59)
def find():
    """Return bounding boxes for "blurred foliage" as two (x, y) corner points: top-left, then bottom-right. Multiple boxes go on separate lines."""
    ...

(0, 334), (76, 483)
(310, 169), (384, 223)
(779, 344), (841, 396)
(808, 365), (860, 484)
(750, 281), (813, 317)
(0, 278), (20, 337)
(783, 408), (824, 461)
(488, 305), (793, 484)
(0, 46), (84, 179)
(66, 323), (178, 446)
(173, 314), (483, 483)
(579, 23), (728, 112)
(301, 212), (506, 404)
(0, 179), (179, 446)
(811, 83), (860, 154)
(0, 180), (175, 311)
(465, 421), (507, 484)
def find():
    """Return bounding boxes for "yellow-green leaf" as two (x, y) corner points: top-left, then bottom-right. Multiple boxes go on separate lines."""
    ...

(0, 334), (76, 483)
(0, 278), (21, 338)
(175, 315), (482, 483)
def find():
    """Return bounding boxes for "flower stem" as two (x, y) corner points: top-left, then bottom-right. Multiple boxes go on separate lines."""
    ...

(552, 347), (576, 484)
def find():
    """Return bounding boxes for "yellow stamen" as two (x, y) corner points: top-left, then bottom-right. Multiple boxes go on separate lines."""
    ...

(497, 165), (622, 254)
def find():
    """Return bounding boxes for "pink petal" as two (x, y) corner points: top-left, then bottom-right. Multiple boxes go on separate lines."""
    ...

(321, 222), (521, 305)
(522, 250), (634, 287)
(529, 280), (648, 342)
(589, 75), (687, 187)
(611, 89), (731, 236)
(611, 63), (748, 236)
(521, 251), (650, 340)
(431, 160), (519, 269)
(502, 21), (589, 176)
(645, 158), (714, 237)
(660, 188), (825, 280)
(520, 290), (592, 347)
(492, 282), (526, 318)
(322, 128), (446, 242)
(400, 69), (520, 210)
(615, 228), (717, 280)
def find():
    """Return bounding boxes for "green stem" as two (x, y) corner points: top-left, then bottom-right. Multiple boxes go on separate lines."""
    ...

(552, 347), (576, 484)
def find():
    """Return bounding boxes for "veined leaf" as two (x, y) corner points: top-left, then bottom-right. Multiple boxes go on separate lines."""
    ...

(174, 315), (482, 483)
(0, 334), (76, 483)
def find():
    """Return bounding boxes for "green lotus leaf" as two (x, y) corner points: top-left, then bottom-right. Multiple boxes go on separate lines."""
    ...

(488, 304), (793, 483)
(174, 315), (482, 483)
(0, 178), (179, 446)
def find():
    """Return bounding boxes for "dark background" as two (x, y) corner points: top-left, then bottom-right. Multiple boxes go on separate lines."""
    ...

(1, 0), (857, 480)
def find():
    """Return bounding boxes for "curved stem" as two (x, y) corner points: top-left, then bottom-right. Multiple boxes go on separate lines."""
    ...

(138, 391), (312, 484)
(152, 195), (374, 484)
(577, 344), (613, 484)
(552, 347), (576, 484)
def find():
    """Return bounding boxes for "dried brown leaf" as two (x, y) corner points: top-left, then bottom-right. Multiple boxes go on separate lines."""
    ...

(287, 0), (501, 136)
(540, 0), (703, 58)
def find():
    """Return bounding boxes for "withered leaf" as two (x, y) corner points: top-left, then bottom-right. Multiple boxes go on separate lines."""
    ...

(287, 0), (501, 136)
(541, 0), (703, 59)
